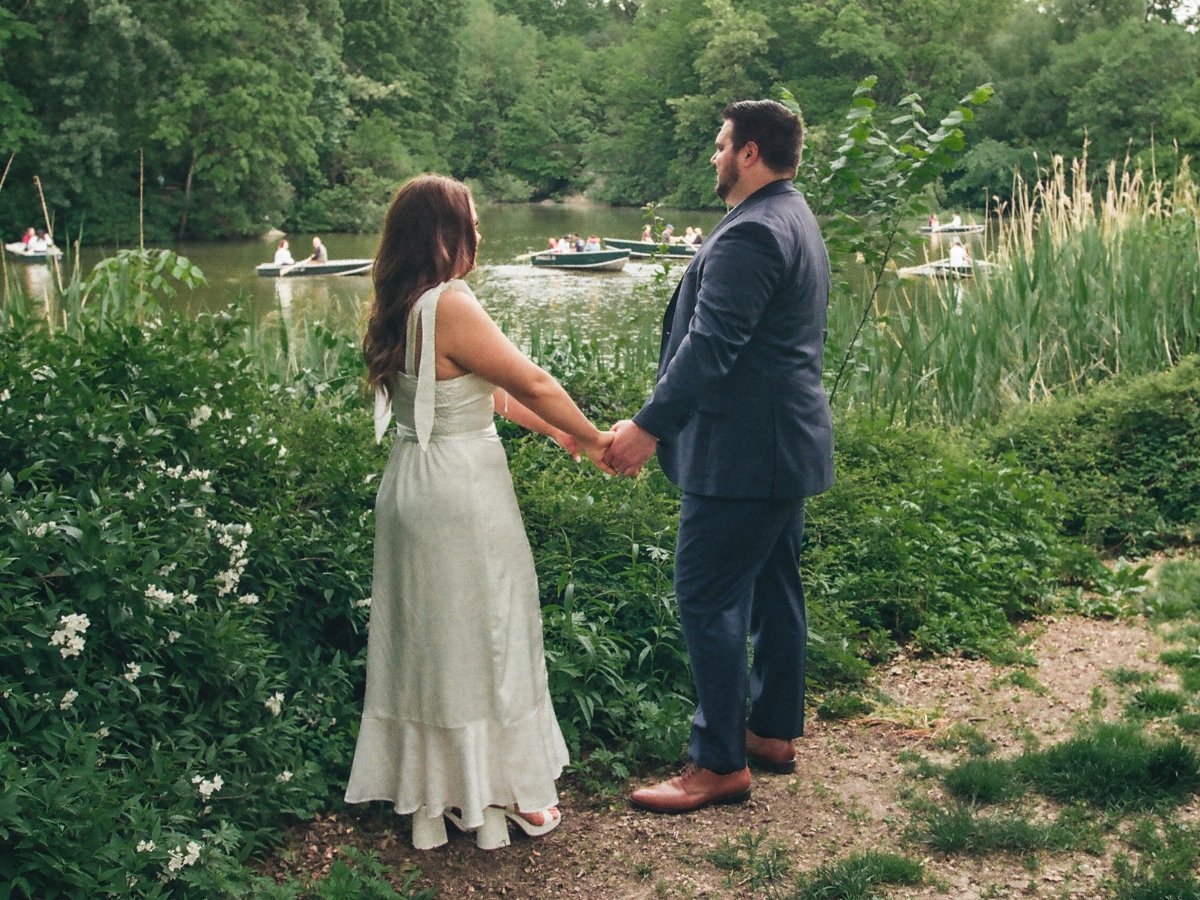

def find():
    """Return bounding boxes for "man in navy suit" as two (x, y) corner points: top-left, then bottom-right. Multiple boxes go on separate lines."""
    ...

(603, 100), (834, 813)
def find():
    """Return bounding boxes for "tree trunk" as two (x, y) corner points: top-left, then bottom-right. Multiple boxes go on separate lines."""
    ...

(178, 150), (197, 242)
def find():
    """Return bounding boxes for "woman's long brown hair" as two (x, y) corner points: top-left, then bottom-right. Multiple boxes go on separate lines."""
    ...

(363, 175), (478, 398)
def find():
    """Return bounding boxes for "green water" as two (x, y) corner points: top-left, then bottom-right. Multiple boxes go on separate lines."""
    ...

(10, 204), (723, 343)
(10, 203), (986, 346)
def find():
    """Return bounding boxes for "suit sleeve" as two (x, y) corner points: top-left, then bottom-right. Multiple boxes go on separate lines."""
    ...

(632, 219), (784, 442)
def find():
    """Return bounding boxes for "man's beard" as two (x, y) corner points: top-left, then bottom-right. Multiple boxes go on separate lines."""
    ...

(716, 161), (739, 201)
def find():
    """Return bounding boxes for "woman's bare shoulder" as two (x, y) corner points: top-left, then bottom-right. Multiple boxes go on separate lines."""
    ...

(438, 282), (488, 322)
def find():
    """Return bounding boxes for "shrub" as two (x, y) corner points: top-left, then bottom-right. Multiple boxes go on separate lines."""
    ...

(0, 308), (379, 896)
(988, 356), (1200, 551)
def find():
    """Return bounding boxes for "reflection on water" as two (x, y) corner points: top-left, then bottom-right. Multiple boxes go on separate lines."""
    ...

(16, 263), (55, 306)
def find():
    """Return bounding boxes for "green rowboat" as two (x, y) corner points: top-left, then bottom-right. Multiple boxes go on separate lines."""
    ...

(530, 249), (629, 272)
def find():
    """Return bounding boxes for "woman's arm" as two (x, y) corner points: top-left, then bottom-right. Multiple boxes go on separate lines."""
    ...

(493, 389), (584, 460)
(435, 289), (613, 470)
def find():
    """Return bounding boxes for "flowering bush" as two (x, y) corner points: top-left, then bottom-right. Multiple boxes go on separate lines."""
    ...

(0, 305), (382, 896)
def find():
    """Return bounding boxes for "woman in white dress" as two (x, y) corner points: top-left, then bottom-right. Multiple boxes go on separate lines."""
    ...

(345, 175), (614, 851)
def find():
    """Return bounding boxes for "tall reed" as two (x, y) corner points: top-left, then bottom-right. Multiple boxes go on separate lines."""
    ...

(830, 155), (1200, 424)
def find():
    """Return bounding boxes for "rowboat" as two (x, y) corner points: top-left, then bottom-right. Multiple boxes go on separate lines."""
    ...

(256, 259), (373, 277)
(5, 242), (62, 260)
(602, 237), (697, 259)
(918, 224), (985, 235)
(530, 249), (629, 272)
(898, 258), (993, 279)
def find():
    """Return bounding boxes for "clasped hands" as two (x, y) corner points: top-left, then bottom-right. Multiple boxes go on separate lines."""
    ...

(556, 420), (657, 477)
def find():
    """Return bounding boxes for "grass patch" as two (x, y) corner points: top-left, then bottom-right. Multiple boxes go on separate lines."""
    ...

(793, 851), (923, 900)
(913, 804), (1097, 855)
(898, 749), (943, 779)
(1144, 560), (1200, 620)
(817, 693), (873, 720)
(1108, 667), (1161, 687)
(1020, 723), (1200, 809)
(943, 758), (1025, 805)
(1125, 689), (1189, 719)
(1110, 820), (1200, 900)
(1000, 669), (1049, 695)
(935, 723), (995, 757)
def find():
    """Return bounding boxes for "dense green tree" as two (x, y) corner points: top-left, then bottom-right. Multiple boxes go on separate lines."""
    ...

(4, 0), (1200, 238)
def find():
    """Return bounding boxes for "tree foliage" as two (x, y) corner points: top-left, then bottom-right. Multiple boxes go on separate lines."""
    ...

(2, 0), (1200, 239)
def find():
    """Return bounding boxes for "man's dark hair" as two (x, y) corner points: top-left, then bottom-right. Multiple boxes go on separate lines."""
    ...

(722, 100), (803, 174)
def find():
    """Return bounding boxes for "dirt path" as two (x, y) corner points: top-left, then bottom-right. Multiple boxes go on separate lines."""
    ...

(266, 614), (1185, 899)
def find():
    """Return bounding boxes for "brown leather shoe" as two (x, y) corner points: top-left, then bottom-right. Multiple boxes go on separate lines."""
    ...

(746, 730), (796, 774)
(629, 762), (751, 814)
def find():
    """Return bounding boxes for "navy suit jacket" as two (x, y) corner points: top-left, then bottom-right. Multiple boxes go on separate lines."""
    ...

(632, 179), (835, 500)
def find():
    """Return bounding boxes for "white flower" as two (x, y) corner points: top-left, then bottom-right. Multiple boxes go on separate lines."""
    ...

(124, 491), (136, 500)
(30, 365), (55, 381)
(264, 691), (284, 716)
(158, 562), (178, 576)
(165, 840), (202, 874)
(145, 586), (175, 608)
(179, 591), (198, 607)
(136, 479), (145, 492)
(266, 437), (278, 446)
(136, 840), (156, 853)
(188, 405), (213, 430)
(123, 663), (142, 682)
(191, 774), (223, 799)
(60, 689), (79, 710)
(0, 388), (9, 402)
(167, 630), (181, 643)
(30, 521), (56, 538)
(94, 726), (110, 738)
(215, 568), (242, 596)
(355, 597), (372, 608)
(113, 434), (126, 452)
(276, 770), (293, 783)
(193, 507), (206, 518)
(647, 546), (672, 562)
(218, 408), (233, 420)
(239, 593), (259, 606)
(278, 445), (287, 459)
(49, 614), (90, 658)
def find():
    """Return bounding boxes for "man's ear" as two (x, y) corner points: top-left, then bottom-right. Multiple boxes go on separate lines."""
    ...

(740, 140), (759, 166)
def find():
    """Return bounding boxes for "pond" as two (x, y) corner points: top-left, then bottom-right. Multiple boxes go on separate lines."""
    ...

(9, 203), (987, 347)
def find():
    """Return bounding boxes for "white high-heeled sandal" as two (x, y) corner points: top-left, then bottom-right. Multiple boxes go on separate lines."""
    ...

(410, 806), (448, 850)
(444, 806), (511, 850)
(505, 804), (560, 837)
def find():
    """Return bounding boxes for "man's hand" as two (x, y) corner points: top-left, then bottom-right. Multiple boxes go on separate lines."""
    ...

(602, 420), (658, 476)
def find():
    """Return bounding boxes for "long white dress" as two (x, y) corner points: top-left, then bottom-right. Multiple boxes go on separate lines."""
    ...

(344, 280), (569, 830)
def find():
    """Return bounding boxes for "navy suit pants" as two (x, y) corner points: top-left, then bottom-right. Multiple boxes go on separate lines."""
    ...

(675, 493), (807, 775)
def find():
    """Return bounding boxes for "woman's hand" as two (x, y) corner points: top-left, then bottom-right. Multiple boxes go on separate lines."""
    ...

(580, 430), (617, 474)
(554, 430), (583, 462)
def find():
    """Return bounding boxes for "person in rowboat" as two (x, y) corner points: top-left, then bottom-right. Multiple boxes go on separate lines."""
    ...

(21, 227), (34, 247)
(642, 224), (653, 241)
(949, 237), (970, 267)
(949, 213), (962, 228)
(308, 236), (329, 263)
(584, 235), (601, 251)
(274, 239), (294, 266)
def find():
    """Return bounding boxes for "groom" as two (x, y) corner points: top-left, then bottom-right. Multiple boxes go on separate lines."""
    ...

(603, 100), (834, 813)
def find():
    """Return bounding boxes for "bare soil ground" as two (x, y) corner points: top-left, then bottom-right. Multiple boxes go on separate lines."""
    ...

(263, 613), (1186, 899)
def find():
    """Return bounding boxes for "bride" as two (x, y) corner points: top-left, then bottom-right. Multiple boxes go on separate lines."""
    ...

(344, 174), (613, 850)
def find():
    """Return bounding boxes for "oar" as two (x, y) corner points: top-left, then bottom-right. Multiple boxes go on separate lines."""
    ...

(513, 252), (535, 261)
(333, 262), (373, 277)
(278, 260), (306, 277)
